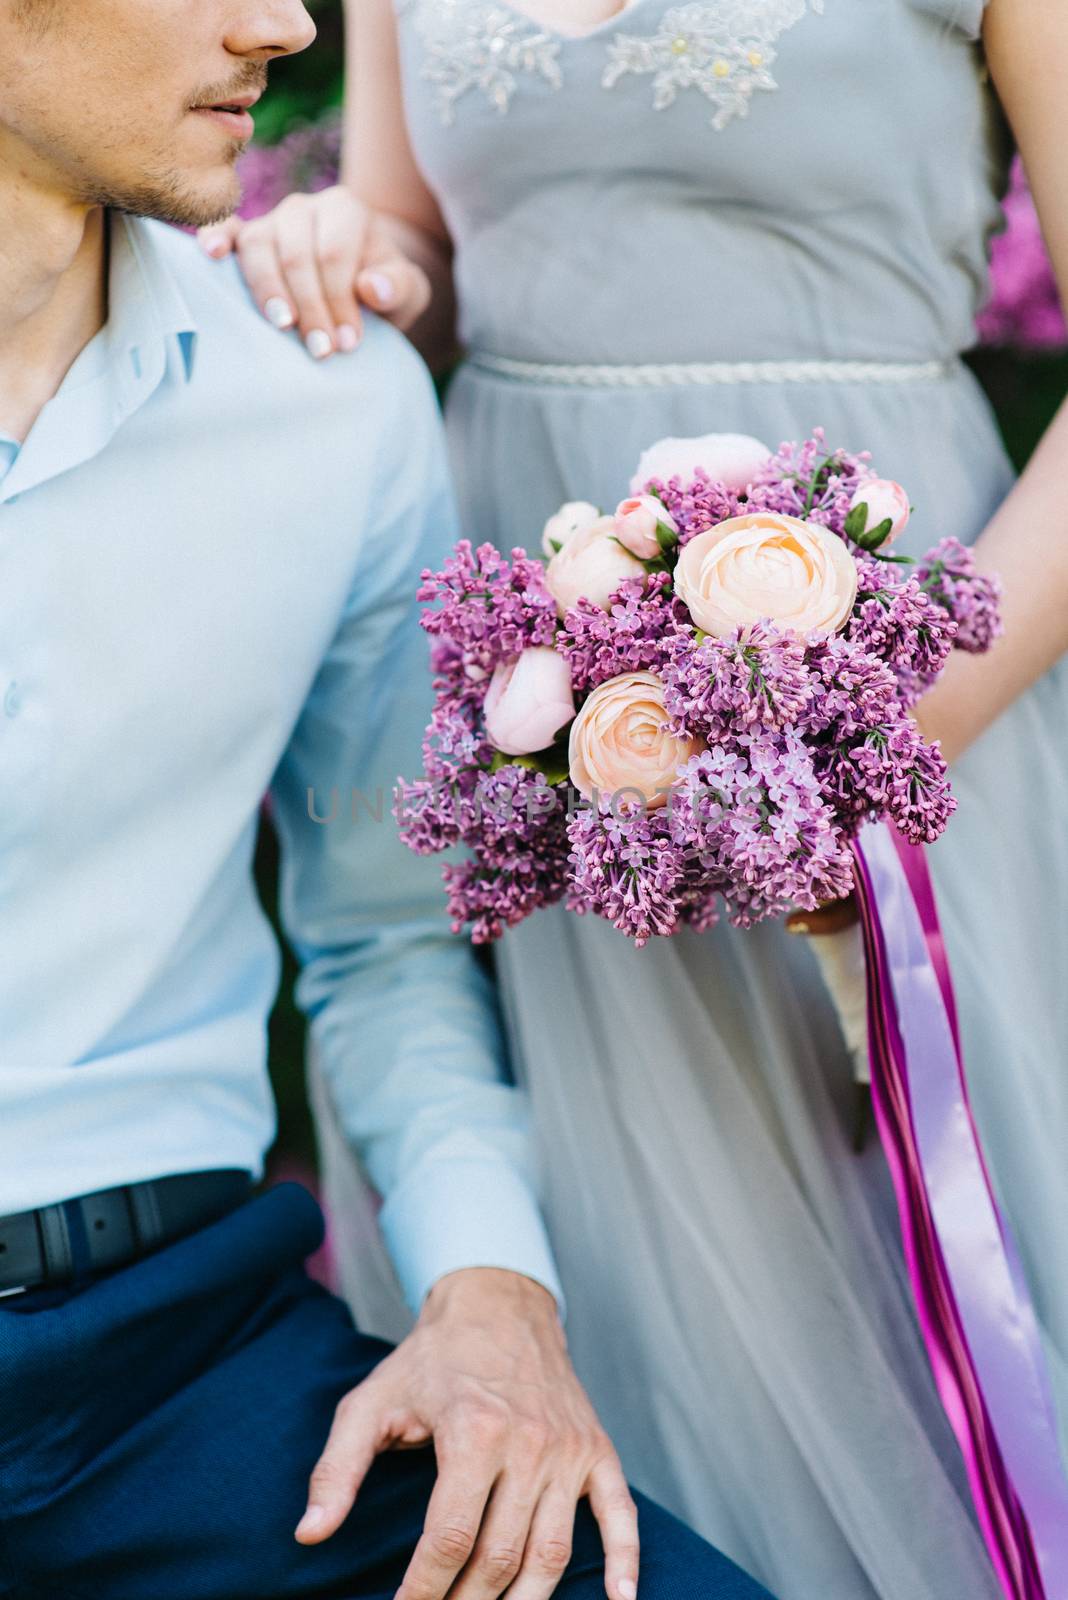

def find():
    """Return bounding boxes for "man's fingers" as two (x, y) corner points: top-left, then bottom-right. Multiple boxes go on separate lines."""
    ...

(394, 1419), (503, 1600)
(444, 1470), (546, 1600)
(586, 1456), (641, 1600)
(312, 186), (370, 352)
(488, 1483), (578, 1600)
(294, 1389), (382, 1545)
(356, 257), (431, 332)
(197, 215), (242, 259)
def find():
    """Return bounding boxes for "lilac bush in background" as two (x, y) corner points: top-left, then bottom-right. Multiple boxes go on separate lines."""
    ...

(238, 113), (341, 218)
(977, 156), (1067, 350)
(239, 126), (1064, 353)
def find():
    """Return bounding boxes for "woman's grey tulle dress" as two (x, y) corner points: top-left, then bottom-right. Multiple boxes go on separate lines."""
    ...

(316, 3), (1068, 1595)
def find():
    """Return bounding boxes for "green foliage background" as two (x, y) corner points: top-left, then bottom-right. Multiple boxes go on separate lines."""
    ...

(258, 0), (1068, 1174)
(255, 0), (345, 144)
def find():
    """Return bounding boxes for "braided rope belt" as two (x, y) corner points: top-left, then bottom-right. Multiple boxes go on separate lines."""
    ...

(466, 352), (954, 388)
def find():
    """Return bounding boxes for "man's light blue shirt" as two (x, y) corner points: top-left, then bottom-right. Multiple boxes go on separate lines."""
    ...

(0, 214), (563, 1314)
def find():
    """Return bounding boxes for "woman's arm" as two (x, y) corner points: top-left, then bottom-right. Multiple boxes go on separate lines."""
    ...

(914, 0), (1068, 761)
(339, 0), (458, 368)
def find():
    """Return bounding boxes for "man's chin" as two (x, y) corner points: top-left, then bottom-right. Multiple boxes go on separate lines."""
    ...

(98, 163), (243, 231)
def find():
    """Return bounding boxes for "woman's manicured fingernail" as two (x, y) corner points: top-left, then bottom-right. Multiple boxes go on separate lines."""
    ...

(202, 234), (226, 258)
(305, 329), (333, 360)
(296, 1505), (326, 1539)
(618, 1581), (638, 1600)
(336, 324), (359, 353)
(365, 272), (394, 307)
(264, 297), (294, 331)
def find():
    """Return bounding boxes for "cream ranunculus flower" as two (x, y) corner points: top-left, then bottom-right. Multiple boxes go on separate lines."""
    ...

(674, 512), (859, 640)
(568, 671), (704, 809)
(544, 515), (646, 617)
(540, 499), (601, 559)
(630, 433), (773, 495)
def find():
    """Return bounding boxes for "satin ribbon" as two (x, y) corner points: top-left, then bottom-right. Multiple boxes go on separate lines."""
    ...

(852, 823), (1068, 1600)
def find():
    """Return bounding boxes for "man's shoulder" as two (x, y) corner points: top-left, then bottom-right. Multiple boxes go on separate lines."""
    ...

(139, 218), (437, 422)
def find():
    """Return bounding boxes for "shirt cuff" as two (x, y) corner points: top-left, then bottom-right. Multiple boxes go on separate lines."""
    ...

(379, 1157), (566, 1318)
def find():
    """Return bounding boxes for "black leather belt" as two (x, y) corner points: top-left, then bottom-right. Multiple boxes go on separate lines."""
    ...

(0, 1169), (253, 1297)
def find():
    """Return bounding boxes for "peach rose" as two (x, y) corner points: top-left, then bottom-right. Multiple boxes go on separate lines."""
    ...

(848, 478), (911, 548)
(544, 516), (645, 616)
(540, 500), (601, 559)
(630, 433), (773, 495)
(613, 494), (678, 560)
(675, 512), (858, 640)
(568, 671), (704, 809)
(484, 648), (576, 756)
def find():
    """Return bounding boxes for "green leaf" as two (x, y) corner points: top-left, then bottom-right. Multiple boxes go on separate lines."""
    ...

(655, 520), (679, 554)
(489, 743), (571, 785)
(511, 742), (572, 786)
(856, 516), (895, 551)
(844, 503), (870, 540)
(547, 538), (563, 555)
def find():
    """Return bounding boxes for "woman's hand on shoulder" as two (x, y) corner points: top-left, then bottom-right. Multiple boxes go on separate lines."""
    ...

(198, 186), (432, 359)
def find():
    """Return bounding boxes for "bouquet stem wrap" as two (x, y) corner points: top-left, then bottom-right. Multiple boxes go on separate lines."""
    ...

(852, 823), (1068, 1600)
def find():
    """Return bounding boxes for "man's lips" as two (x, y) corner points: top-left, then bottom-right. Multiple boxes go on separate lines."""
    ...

(190, 91), (262, 139)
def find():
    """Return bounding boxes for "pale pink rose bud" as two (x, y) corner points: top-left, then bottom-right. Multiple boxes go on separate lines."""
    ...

(544, 516), (646, 617)
(484, 647), (576, 757)
(568, 670), (705, 810)
(613, 494), (678, 561)
(541, 500), (601, 559)
(630, 433), (773, 495)
(848, 479), (911, 548)
(675, 512), (859, 641)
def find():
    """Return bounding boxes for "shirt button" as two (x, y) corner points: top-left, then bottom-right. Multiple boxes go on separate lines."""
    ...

(4, 681), (21, 718)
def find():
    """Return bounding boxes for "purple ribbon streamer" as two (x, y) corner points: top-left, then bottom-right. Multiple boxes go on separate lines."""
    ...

(854, 822), (1068, 1598)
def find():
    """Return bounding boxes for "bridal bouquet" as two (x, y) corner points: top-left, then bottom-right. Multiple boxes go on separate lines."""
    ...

(396, 450), (1068, 1600)
(395, 429), (1001, 948)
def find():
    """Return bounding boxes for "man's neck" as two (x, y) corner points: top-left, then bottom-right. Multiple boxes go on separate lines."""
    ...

(0, 168), (109, 444)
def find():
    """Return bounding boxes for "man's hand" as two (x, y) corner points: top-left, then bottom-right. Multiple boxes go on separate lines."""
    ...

(294, 1267), (639, 1600)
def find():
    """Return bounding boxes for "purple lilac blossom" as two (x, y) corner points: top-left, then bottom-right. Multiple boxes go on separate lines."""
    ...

(418, 541), (557, 676)
(668, 738), (855, 926)
(566, 804), (697, 948)
(848, 559), (958, 696)
(747, 430), (873, 536)
(662, 623), (816, 740)
(914, 538), (1005, 654)
(644, 474), (744, 546)
(442, 835), (570, 944)
(557, 575), (692, 691)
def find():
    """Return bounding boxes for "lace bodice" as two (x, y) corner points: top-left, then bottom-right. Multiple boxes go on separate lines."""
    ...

(393, 0), (1005, 365)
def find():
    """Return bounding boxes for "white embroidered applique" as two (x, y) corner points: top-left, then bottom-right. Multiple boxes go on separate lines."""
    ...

(602, 1), (824, 132)
(414, 1), (564, 125)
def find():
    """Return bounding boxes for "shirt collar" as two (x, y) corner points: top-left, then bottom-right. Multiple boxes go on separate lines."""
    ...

(106, 212), (198, 385)
(0, 212), (199, 505)
(0, 435), (18, 484)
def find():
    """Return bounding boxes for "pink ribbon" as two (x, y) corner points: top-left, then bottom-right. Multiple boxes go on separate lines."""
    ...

(852, 823), (1068, 1600)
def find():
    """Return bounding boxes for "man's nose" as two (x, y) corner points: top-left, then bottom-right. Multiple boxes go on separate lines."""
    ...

(226, 0), (317, 60)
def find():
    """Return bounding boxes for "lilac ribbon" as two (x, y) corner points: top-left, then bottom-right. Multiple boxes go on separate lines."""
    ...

(853, 823), (1068, 1600)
